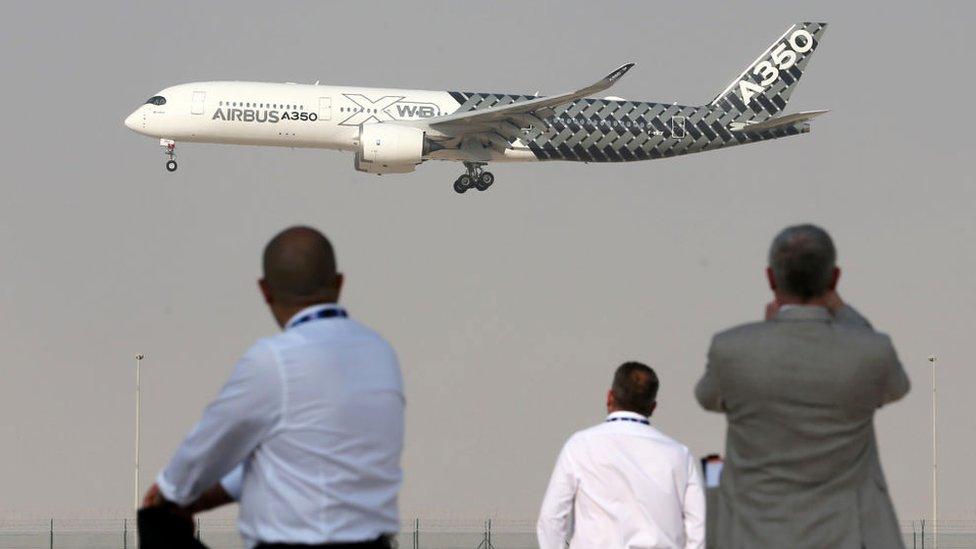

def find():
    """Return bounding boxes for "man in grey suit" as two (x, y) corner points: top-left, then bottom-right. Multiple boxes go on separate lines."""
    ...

(696, 224), (910, 549)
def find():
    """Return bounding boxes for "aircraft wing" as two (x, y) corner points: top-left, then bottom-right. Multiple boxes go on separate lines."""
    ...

(402, 63), (635, 141)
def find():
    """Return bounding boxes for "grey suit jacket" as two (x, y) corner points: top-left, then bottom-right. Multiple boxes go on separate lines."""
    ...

(696, 305), (909, 549)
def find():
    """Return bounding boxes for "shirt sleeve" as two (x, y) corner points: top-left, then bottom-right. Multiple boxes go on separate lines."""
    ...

(695, 337), (724, 412)
(682, 451), (706, 549)
(156, 341), (282, 506)
(219, 463), (245, 501)
(537, 439), (578, 549)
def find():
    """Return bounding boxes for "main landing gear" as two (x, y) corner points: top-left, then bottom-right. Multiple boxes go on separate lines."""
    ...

(161, 138), (178, 172)
(453, 162), (495, 194)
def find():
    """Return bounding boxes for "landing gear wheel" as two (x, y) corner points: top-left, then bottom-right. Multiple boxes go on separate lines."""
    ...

(160, 139), (178, 173)
(475, 172), (494, 191)
(454, 175), (472, 194)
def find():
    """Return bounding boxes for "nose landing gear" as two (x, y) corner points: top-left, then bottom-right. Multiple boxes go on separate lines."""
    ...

(454, 162), (494, 194)
(160, 139), (177, 172)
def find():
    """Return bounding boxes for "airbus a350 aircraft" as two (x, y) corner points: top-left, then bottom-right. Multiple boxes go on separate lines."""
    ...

(125, 22), (827, 194)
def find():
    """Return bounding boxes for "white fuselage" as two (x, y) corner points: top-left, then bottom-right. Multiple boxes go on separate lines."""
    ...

(124, 81), (534, 163)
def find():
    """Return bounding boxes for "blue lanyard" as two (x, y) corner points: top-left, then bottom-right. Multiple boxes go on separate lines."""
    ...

(289, 307), (348, 329)
(606, 417), (650, 425)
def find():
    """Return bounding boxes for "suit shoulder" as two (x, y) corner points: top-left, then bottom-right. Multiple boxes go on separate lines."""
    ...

(711, 320), (769, 346)
(846, 328), (897, 355)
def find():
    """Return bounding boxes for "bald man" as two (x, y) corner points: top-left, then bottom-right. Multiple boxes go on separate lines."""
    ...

(142, 227), (404, 549)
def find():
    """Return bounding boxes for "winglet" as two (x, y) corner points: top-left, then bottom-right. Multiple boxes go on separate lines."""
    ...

(603, 63), (635, 86)
(582, 62), (635, 97)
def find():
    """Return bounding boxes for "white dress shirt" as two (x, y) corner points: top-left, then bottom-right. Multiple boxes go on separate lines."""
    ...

(156, 304), (404, 547)
(537, 411), (705, 549)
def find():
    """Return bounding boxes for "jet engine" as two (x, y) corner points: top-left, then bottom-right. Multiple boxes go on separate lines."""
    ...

(354, 124), (431, 175)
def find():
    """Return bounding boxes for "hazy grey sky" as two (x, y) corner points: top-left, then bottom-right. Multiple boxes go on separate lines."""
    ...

(1, 0), (973, 523)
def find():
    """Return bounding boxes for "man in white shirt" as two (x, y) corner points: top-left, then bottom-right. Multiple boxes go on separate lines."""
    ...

(141, 226), (404, 549)
(537, 362), (705, 549)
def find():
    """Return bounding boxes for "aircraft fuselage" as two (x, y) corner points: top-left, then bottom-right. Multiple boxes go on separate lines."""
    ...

(124, 22), (827, 193)
(125, 81), (808, 165)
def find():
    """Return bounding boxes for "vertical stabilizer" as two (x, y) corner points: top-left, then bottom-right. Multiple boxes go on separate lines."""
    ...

(710, 22), (827, 122)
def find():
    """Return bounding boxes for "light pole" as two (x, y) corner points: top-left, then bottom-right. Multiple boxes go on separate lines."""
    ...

(134, 354), (144, 515)
(929, 355), (938, 549)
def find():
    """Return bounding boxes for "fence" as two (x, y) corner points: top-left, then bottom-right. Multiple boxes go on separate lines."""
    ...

(1, 518), (974, 548)
(0, 518), (536, 549)
(904, 520), (976, 549)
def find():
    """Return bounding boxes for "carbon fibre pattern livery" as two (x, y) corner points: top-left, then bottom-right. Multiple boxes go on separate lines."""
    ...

(711, 22), (827, 122)
(447, 22), (825, 163)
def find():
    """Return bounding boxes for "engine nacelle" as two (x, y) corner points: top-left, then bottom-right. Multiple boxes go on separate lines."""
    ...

(354, 124), (427, 175)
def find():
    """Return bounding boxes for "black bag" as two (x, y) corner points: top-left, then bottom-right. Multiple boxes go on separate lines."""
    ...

(137, 506), (209, 549)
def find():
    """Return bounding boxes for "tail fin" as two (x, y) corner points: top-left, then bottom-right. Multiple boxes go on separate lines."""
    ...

(710, 22), (827, 122)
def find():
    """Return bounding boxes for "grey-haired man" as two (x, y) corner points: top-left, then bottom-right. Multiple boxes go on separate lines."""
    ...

(696, 224), (909, 549)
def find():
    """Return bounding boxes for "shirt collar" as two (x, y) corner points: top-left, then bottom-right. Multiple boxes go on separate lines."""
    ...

(605, 411), (650, 422)
(285, 303), (345, 330)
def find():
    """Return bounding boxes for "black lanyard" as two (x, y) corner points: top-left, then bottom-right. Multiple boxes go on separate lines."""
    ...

(289, 307), (348, 329)
(605, 417), (650, 425)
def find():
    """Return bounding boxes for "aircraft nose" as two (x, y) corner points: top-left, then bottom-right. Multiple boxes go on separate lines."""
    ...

(124, 109), (142, 131)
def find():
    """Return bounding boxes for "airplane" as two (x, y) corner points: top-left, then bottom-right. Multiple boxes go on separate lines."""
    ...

(125, 22), (827, 194)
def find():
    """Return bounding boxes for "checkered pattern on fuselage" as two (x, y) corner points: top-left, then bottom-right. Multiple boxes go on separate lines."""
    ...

(445, 22), (823, 163)
(445, 94), (804, 163)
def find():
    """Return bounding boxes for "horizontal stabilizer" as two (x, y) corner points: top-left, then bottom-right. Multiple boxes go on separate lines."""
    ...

(731, 109), (828, 133)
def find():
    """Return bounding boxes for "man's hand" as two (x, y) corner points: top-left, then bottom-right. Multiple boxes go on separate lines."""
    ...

(141, 483), (165, 509)
(765, 300), (781, 321)
(825, 290), (845, 315)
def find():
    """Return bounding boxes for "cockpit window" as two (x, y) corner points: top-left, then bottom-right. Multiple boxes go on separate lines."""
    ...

(145, 96), (167, 106)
